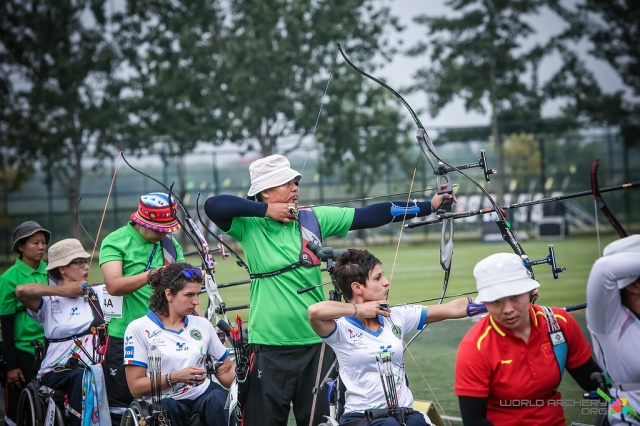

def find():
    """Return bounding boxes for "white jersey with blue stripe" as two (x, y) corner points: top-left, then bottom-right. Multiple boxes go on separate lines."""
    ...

(323, 304), (426, 414)
(124, 311), (229, 402)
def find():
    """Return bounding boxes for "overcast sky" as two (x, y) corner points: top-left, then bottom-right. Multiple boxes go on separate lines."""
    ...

(378, 0), (625, 128)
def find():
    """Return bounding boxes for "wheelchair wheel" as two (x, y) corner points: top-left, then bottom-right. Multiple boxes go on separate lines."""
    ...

(17, 382), (41, 426)
(121, 399), (150, 426)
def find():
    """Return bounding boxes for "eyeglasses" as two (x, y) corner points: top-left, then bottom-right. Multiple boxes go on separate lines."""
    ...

(168, 267), (203, 287)
(69, 258), (90, 267)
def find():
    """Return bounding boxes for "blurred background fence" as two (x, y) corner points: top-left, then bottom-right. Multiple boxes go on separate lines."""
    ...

(2, 127), (638, 264)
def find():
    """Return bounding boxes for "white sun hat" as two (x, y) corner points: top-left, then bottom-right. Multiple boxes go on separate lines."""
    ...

(247, 154), (301, 198)
(474, 253), (540, 303)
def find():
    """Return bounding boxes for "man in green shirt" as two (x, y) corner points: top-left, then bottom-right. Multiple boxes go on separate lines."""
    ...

(99, 192), (184, 420)
(0, 221), (50, 425)
(205, 154), (451, 426)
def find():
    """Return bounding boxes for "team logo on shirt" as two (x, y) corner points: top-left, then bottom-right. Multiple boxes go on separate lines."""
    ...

(146, 329), (161, 338)
(347, 328), (363, 339)
(392, 325), (401, 338)
(124, 336), (135, 359)
(190, 329), (202, 341)
(176, 342), (189, 352)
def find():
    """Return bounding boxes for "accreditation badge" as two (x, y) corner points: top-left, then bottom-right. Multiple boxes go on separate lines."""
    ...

(102, 287), (123, 319)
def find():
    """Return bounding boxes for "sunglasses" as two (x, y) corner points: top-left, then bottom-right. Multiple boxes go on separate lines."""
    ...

(69, 258), (90, 267)
(168, 267), (203, 287)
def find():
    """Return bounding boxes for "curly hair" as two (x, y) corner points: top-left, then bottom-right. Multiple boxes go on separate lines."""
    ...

(332, 249), (382, 301)
(148, 262), (204, 316)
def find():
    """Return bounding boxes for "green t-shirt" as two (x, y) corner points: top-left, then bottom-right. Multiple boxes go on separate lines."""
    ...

(99, 222), (184, 338)
(227, 206), (354, 346)
(0, 258), (48, 354)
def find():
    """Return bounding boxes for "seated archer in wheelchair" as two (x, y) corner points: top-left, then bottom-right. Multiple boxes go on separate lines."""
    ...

(123, 263), (235, 426)
(308, 249), (483, 425)
(15, 238), (109, 426)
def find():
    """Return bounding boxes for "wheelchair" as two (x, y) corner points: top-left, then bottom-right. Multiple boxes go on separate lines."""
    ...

(16, 339), (107, 426)
(120, 354), (221, 426)
(16, 342), (69, 426)
(16, 380), (67, 426)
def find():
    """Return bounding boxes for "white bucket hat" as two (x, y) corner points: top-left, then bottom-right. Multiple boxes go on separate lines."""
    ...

(602, 234), (640, 289)
(46, 238), (91, 271)
(247, 154), (301, 197)
(474, 253), (540, 303)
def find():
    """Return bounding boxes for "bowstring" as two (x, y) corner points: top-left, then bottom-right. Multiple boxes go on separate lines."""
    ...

(300, 47), (339, 179)
(403, 339), (454, 426)
(89, 150), (122, 268)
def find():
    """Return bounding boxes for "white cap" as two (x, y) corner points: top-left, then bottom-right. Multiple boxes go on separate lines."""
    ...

(247, 154), (301, 197)
(474, 253), (540, 303)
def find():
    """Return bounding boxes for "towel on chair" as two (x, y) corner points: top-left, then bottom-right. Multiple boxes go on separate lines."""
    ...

(82, 364), (112, 426)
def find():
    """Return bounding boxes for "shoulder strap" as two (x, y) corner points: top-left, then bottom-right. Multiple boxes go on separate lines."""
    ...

(541, 306), (568, 386)
(298, 207), (322, 267)
(160, 235), (178, 265)
(45, 289), (106, 344)
(249, 207), (323, 279)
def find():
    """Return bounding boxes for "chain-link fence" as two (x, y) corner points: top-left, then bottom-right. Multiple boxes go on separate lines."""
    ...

(2, 129), (638, 264)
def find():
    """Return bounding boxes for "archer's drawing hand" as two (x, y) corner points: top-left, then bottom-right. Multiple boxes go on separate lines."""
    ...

(59, 280), (90, 297)
(357, 300), (391, 319)
(266, 203), (298, 224)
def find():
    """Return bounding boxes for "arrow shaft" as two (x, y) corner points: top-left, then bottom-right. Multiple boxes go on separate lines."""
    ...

(407, 181), (640, 228)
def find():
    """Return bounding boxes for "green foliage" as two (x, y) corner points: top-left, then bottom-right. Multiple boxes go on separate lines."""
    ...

(407, 0), (547, 122)
(316, 81), (415, 204)
(218, 0), (402, 156)
(548, 0), (640, 149)
(0, 0), (118, 234)
(108, 0), (229, 155)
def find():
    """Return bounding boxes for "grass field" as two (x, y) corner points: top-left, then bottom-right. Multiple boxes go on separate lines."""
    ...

(2, 232), (619, 425)
(204, 232), (618, 425)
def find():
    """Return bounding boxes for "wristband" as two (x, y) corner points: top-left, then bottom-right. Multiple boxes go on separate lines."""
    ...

(165, 372), (174, 387)
(466, 300), (488, 317)
(352, 303), (358, 317)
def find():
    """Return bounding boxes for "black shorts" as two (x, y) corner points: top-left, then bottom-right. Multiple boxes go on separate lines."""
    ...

(242, 342), (335, 426)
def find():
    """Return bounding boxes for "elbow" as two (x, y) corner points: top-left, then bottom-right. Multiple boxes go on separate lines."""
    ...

(104, 280), (127, 296)
(14, 286), (25, 300)
(307, 304), (320, 322)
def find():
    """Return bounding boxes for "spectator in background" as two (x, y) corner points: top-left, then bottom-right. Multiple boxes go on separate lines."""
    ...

(0, 221), (50, 426)
(587, 235), (640, 425)
(99, 193), (184, 421)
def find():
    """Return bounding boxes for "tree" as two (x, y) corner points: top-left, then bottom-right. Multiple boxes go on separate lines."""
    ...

(108, 0), (403, 214)
(0, 0), (117, 235)
(317, 80), (415, 199)
(218, 0), (401, 157)
(406, 0), (555, 203)
(548, 0), (639, 149)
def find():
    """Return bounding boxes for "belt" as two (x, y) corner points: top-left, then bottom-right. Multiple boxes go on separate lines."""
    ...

(250, 344), (284, 353)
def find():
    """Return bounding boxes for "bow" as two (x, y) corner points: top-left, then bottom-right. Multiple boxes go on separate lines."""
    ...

(591, 159), (628, 239)
(121, 153), (242, 326)
(336, 44), (509, 341)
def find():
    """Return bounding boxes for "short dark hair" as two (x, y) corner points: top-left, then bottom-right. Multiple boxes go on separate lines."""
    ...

(333, 249), (381, 300)
(148, 262), (204, 315)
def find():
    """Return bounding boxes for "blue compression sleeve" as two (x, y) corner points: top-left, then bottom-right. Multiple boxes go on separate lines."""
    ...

(350, 201), (432, 230)
(204, 194), (268, 231)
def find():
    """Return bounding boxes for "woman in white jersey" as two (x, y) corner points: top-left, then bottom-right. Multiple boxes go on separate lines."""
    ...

(308, 249), (478, 426)
(587, 235), (640, 425)
(123, 262), (234, 426)
(15, 238), (107, 426)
